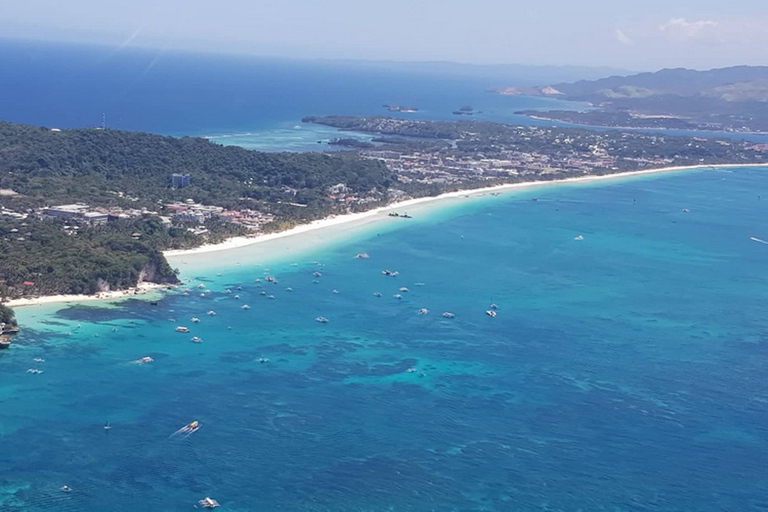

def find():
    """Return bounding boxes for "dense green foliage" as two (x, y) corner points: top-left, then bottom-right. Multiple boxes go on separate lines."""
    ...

(0, 304), (16, 327)
(0, 121), (394, 212)
(0, 217), (179, 299)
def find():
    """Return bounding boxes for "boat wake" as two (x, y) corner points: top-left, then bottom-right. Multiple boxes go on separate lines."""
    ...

(170, 420), (201, 439)
(750, 236), (768, 245)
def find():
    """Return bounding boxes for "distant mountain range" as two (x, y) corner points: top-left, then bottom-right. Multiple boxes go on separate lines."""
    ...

(498, 66), (768, 133)
(335, 60), (632, 87)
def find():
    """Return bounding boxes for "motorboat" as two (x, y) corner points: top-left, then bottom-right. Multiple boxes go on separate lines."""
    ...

(315, 316), (329, 323)
(175, 326), (190, 333)
(442, 312), (455, 318)
(486, 310), (497, 317)
(199, 497), (220, 508)
(418, 308), (429, 315)
(191, 336), (203, 343)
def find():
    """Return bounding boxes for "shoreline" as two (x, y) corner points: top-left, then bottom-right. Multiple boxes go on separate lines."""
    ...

(4, 282), (168, 308)
(164, 162), (766, 258)
(6, 162), (766, 309)
(522, 113), (768, 137)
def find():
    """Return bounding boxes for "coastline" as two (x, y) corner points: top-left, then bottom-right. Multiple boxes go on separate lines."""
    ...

(522, 113), (768, 137)
(4, 282), (168, 308)
(164, 162), (766, 259)
(6, 162), (765, 309)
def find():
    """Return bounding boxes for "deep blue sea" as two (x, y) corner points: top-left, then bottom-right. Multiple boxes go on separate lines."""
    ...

(0, 39), (594, 152)
(4, 167), (768, 510)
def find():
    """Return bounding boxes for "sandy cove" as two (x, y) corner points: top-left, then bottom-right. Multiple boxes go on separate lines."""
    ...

(5, 162), (766, 308)
(4, 282), (168, 308)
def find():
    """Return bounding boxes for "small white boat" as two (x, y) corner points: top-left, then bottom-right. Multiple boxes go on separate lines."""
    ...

(399, 287), (410, 292)
(486, 310), (497, 318)
(315, 316), (329, 323)
(191, 336), (202, 343)
(574, 235), (584, 241)
(207, 310), (217, 316)
(175, 326), (190, 333)
(393, 294), (403, 299)
(418, 308), (429, 315)
(373, 292), (382, 297)
(241, 304), (251, 310)
(442, 312), (455, 318)
(191, 317), (200, 323)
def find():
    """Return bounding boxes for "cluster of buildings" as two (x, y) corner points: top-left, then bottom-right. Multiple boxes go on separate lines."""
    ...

(41, 204), (148, 226)
(362, 139), (688, 187)
(164, 200), (275, 230)
(35, 200), (277, 233)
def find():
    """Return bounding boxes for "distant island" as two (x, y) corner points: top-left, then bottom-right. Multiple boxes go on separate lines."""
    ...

(383, 104), (418, 113)
(493, 65), (768, 133)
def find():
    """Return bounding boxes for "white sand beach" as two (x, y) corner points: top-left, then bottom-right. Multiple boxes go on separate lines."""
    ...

(5, 162), (765, 308)
(4, 282), (168, 308)
(165, 163), (763, 260)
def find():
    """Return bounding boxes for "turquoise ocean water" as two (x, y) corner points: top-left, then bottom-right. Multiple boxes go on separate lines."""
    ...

(4, 167), (768, 510)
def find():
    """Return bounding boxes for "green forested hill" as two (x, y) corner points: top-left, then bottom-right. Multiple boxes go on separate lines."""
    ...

(0, 121), (396, 305)
(0, 121), (394, 211)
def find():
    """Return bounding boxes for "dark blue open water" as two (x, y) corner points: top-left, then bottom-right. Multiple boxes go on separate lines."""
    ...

(0, 39), (590, 152)
(4, 167), (768, 510)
